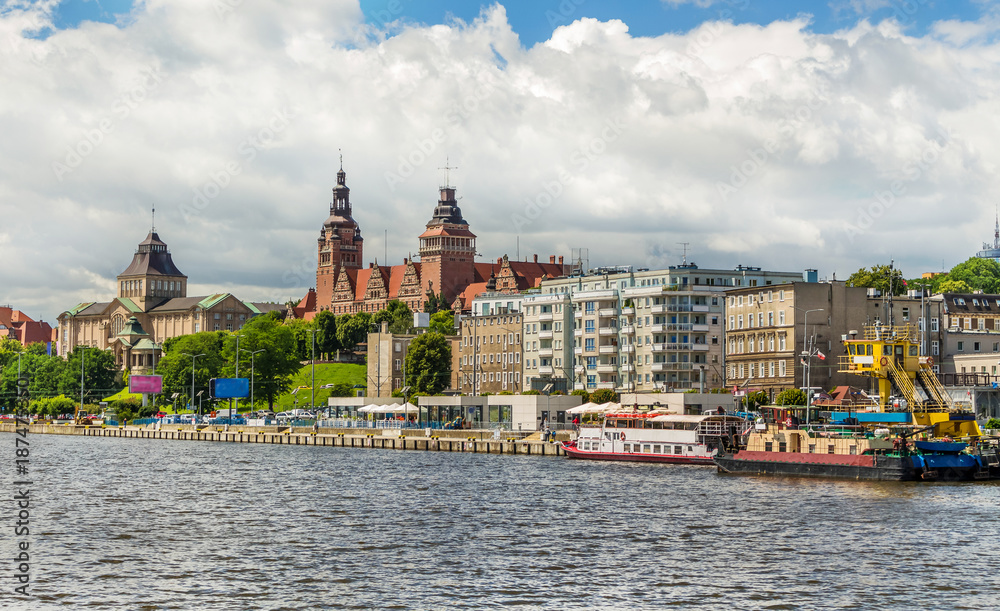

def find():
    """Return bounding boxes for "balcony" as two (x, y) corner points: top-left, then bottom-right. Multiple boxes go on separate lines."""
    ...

(621, 307), (635, 316)
(651, 304), (668, 314)
(575, 365), (585, 374)
(621, 344), (635, 354)
(651, 324), (665, 333)
(665, 323), (692, 331)
(539, 366), (554, 375)
(652, 362), (694, 372)
(599, 345), (617, 354)
(693, 305), (710, 312)
(598, 308), (617, 317)
(620, 325), (635, 335)
(575, 310), (583, 319)
(539, 330), (553, 339)
(693, 343), (710, 351)
(597, 364), (617, 374)
(538, 347), (553, 358)
(539, 312), (553, 322)
(598, 326), (617, 336)
(574, 329), (583, 337)
(574, 346), (583, 355)
(597, 381), (617, 389)
(692, 324), (710, 332)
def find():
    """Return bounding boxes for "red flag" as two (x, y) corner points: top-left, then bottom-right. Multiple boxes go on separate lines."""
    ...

(816, 351), (826, 361)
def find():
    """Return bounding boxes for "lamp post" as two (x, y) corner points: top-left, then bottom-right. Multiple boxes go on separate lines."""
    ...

(181, 352), (205, 424)
(306, 329), (317, 416)
(233, 333), (244, 415)
(79, 346), (87, 415)
(242, 349), (265, 411)
(796, 308), (825, 427)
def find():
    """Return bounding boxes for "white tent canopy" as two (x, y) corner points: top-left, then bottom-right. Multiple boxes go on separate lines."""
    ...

(566, 402), (609, 414)
(364, 403), (419, 414)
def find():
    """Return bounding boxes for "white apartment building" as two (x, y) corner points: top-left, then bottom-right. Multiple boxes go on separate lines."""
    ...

(521, 293), (575, 392)
(530, 263), (806, 393)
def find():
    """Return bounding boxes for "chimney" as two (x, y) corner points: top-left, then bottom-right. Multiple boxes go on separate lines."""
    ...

(549, 255), (556, 264)
(370, 262), (375, 268)
(497, 257), (503, 265)
(533, 254), (538, 263)
(559, 256), (564, 265)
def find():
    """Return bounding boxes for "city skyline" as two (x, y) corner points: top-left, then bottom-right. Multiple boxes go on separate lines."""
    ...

(4, 1), (1000, 325)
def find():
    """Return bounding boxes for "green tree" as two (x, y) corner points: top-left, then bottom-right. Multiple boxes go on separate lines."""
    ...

(429, 310), (456, 335)
(61, 347), (121, 406)
(222, 315), (302, 409)
(404, 332), (452, 394)
(590, 388), (619, 404)
(570, 389), (590, 403)
(945, 257), (1000, 293)
(775, 388), (806, 405)
(423, 291), (450, 314)
(314, 310), (339, 360)
(284, 318), (315, 361)
(742, 390), (769, 409)
(523, 389), (541, 396)
(157, 332), (226, 410)
(336, 312), (371, 352)
(386, 300), (414, 334)
(936, 279), (972, 294)
(846, 264), (906, 296)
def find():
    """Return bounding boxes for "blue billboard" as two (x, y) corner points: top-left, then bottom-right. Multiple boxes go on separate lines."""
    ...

(210, 378), (250, 399)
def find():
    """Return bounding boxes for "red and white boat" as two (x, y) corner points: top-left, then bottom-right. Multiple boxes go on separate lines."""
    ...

(563, 412), (746, 464)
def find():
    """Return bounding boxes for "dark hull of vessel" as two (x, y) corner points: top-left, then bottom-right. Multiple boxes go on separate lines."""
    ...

(714, 451), (922, 481)
(563, 444), (713, 465)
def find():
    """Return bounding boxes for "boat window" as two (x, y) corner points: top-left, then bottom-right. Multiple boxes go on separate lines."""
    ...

(778, 442), (787, 453)
(849, 445), (857, 455)
(808, 444), (815, 453)
(674, 445), (683, 455)
(765, 442), (773, 452)
(848, 344), (855, 355)
(643, 444), (651, 453)
(882, 345), (892, 355)
(653, 444), (661, 454)
(867, 345), (873, 356)
(828, 444), (835, 454)
(624, 443), (631, 452)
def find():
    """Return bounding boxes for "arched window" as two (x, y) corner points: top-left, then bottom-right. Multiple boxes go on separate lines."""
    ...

(110, 314), (126, 337)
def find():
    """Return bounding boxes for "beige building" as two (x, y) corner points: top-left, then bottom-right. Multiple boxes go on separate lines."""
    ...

(57, 229), (284, 372)
(367, 323), (460, 397)
(457, 295), (524, 394)
(933, 292), (1000, 381)
(725, 282), (943, 399)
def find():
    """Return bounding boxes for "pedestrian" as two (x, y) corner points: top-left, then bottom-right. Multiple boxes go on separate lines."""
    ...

(572, 416), (580, 432)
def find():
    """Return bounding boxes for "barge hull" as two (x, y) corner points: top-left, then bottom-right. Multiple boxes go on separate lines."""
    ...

(564, 446), (713, 465)
(714, 452), (917, 481)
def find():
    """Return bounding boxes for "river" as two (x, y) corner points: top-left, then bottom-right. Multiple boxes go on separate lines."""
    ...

(5, 433), (1000, 610)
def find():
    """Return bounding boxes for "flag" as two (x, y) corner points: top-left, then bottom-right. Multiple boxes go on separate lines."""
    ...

(816, 350), (826, 361)
(800, 358), (807, 366)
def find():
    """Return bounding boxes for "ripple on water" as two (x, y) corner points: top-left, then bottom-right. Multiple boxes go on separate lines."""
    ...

(19, 434), (1000, 610)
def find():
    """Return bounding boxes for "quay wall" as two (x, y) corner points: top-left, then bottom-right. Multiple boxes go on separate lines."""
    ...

(0, 423), (567, 457)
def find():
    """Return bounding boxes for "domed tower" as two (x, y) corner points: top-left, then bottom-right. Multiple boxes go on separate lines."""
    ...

(117, 221), (187, 310)
(418, 172), (476, 304)
(316, 157), (364, 308)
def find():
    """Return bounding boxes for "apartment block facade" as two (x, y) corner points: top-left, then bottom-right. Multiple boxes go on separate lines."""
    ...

(456, 294), (525, 394)
(725, 282), (943, 398)
(933, 292), (1000, 377)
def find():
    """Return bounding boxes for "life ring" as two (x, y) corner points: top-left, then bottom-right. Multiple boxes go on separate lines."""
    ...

(880, 356), (888, 366)
(927, 356), (933, 365)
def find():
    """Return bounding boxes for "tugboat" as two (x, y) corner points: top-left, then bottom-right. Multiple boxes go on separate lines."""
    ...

(564, 411), (745, 464)
(715, 323), (999, 481)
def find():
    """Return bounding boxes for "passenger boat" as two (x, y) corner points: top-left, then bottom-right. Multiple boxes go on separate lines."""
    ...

(563, 412), (745, 464)
(715, 323), (1000, 481)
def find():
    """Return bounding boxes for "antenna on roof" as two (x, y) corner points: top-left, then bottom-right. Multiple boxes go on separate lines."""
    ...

(151, 205), (156, 232)
(678, 242), (690, 266)
(438, 156), (457, 188)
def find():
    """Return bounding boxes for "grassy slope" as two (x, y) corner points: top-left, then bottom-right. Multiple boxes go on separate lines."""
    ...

(268, 363), (366, 412)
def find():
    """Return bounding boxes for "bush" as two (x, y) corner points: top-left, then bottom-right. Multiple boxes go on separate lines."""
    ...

(523, 390), (541, 396)
(570, 389), (590, 402)
(985, 418), (1000, 430)
(590, 388), (619, 404)
(775, 388), (806, 406)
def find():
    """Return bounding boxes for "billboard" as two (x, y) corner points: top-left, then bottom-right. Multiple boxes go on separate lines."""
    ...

(210, 378), (250, 399)
(130, 375), (163, 394)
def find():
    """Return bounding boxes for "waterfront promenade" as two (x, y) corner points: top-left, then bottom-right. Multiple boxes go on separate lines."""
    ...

(0, 422), (567, 456)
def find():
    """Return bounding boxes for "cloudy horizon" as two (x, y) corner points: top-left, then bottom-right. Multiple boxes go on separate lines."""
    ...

(3, 0), (1000, 325)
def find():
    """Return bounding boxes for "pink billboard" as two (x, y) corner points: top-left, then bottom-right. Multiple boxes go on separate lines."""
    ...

(130, 375), (163, 394)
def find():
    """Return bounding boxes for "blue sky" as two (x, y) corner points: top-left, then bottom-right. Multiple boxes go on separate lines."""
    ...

(49, 0), (991, 43)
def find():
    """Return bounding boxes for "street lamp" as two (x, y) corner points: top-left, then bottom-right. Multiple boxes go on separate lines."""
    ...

(78, 346), (88, 417)
(306, 329), (317, 415)
(241, 349), (265, 410)
(181, 352), (205, 424)
(796, 308), (825, 427)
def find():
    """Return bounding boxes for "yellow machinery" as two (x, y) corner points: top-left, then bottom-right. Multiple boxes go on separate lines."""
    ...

(838, 324), (981, 438)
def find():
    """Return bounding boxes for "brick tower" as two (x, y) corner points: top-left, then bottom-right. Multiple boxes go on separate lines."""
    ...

(316, 158), (363, 309)
(417, 180), (477, 305)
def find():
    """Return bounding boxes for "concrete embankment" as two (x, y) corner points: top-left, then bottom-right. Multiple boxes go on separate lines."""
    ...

(0, 423), (567, 456)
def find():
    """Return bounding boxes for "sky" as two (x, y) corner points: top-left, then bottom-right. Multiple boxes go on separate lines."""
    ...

(4, 0), (1000, 325)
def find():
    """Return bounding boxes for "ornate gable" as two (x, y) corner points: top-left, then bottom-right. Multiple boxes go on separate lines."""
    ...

(396, 261), (423, 300)
(495, 254), (520, 293)
(332, 267), (355, 303)
(365, 266), (388, 301)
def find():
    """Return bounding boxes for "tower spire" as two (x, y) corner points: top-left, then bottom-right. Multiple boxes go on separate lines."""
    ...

(151, 205), (156, 233)
(439, 157), (457, 188)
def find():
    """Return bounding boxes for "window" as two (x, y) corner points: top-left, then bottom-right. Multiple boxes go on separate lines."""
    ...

(779, 360), (786, 376)
(779, 290), (784, 302)
(931, 341), (939, 356)
(728, 315), (734, 330)
(778, 311), (785, 325)
(738, 315), (743, 329)
(930, 318), (939, 332)
(768, 312), (774, 326)
(902, 307), (909, 321)
(975, 342), (981, 352)
(957, 341), (964, 352)
(585, 320), (595, 333)
(585, 338), (595, 351)
(980, 318), (986, 330)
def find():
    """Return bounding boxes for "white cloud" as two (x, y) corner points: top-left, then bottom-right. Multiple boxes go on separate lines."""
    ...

(3, 2), (1000, 324)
